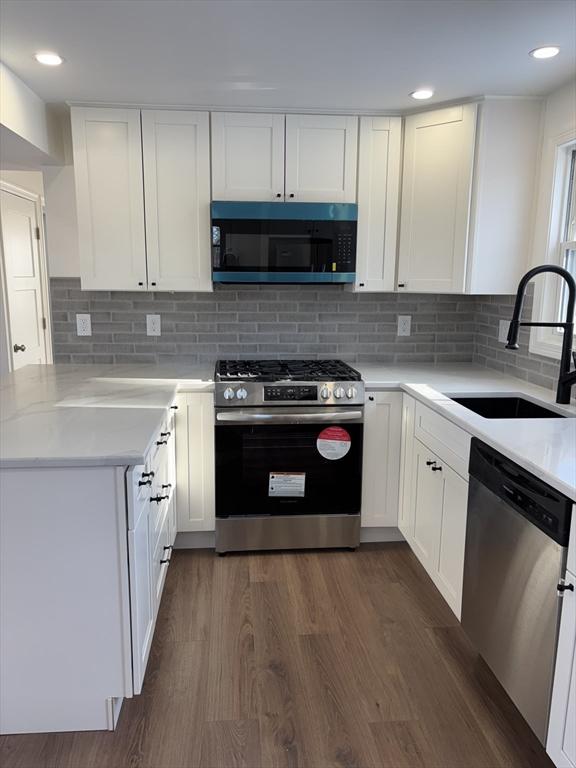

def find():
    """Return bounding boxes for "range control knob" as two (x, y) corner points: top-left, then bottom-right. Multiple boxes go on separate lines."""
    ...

(334, 386), (345, 400)
(320, 386), (331, 400)
(223, 387), (235, 400)
(346, 387), (357, 399)
(236, 387), (248, 400)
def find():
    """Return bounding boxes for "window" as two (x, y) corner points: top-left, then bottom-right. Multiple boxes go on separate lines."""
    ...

(530, 136), (576, 359)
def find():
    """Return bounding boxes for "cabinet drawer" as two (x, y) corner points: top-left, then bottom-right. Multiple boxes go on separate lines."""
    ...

(414, 402), (471, 479)
(151, 505), (171, 614)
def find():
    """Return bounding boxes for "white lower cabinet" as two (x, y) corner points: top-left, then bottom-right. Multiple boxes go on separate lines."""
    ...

(361, 392), (403, 527)
(175, 392), (216, 532)
(399, 396), (470, 619)
(548, 569), (576, 768)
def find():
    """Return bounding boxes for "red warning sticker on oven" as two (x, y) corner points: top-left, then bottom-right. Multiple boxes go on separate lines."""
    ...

(317, 426), (351, 460)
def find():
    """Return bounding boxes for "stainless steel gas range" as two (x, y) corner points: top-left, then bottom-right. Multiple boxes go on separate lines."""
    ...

(214, 359), (365, 553)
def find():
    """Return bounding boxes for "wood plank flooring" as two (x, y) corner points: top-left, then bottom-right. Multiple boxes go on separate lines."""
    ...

(0, 544), (554, 768)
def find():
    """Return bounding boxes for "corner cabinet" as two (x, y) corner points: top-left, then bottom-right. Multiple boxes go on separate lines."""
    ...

(353, 116), (402, 292)
(360, 392), (403, 527)
(210, 112), (358, 203)
(398, 104), (477, 293)
(71, 107), (212, 292)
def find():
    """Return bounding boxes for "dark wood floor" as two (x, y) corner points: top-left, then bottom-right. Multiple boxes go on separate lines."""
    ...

(0, 544), (554, 768)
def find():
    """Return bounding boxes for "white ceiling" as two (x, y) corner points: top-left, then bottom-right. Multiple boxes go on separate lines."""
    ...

(1, 0), (575, 111)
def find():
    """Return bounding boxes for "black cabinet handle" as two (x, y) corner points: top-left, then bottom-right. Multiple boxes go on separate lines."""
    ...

(163, 545), (173, 551)
(431, 465), (443, 472)
(141, 471), (154, 478)
(151, 282), (156, 287)
(151, 495), (169, 503)
(368, 396), (374, 402)
(426, 460), (436, 466)
(160, 557), (171, 564)
(359, 282), (365, 288)
(138, 480), (152, 487)
(13, 343), (26, 352)
(398, 283), (405, 288)
(156, 440), (168, 446)
(161, 483), (172, 489)
(160, 431), (171, 437)
(170, 405), (178, 410)
(558, 582), (574, 593)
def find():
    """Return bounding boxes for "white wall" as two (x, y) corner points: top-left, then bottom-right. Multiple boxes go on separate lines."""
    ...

(0, 63), (62, 162)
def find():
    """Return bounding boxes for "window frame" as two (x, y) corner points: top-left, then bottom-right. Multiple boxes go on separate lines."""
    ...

(530, 130), (576, 359)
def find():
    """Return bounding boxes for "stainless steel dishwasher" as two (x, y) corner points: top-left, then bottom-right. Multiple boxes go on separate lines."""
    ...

(462, 438), (572, 745)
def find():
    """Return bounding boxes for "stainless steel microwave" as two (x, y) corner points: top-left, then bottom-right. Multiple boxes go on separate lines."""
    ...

(211, 201), (357, 284)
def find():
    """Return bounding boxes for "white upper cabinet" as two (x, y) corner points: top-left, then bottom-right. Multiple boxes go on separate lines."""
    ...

(398, 104), (477, 293)
(142, 110), (212, 291)
(354, 116), (402, 291)
(285, 114), (358, 202)
(397, 99), (542, 295)
(71, 107), (212, 292)
(71, 107), (147, 290)
(211, 112), (285, 201)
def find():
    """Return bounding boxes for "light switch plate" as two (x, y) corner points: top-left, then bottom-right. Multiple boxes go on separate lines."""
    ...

(76, 313), (92, 336)
(499, 319), (511, 343)
(397, 315), (412, 337)
(146, 314), (161, 336)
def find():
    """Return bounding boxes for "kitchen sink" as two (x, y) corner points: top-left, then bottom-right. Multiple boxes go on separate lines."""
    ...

(450, 396), (567, 419)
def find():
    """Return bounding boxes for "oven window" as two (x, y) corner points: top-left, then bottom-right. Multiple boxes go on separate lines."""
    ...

(215, 423), (363, 517)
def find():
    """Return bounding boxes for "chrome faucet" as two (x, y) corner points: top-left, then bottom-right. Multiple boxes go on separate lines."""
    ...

(506, 264), (576, 404)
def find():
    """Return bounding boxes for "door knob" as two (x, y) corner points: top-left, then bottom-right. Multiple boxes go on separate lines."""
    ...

(13, 343), (26, 353)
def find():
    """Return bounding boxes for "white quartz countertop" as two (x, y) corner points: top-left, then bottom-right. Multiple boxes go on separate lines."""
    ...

(1, 363), (575, 500)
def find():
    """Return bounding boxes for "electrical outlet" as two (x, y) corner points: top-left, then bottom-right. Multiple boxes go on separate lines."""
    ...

(499, 319), (511, 343)
(76, 313), (92, 336)
(146, 314), (161, 337)
(397, 315), (412, 337)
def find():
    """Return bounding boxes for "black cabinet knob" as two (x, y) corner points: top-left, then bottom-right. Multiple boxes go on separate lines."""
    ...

(151, 282), (156, 287)
(276, 193), (282, 198)
(359, 283), (365, 288)
(398, 283), (406, 288)
(289, 193), (295, 198)
(138, 281), (144, 286)
(368, 396), (374, 402)
(13, 343), (26, 353)
(558, 582), (574, 593)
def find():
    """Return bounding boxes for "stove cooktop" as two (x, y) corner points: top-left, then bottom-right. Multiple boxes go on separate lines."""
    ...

(215, 359), (362, 382)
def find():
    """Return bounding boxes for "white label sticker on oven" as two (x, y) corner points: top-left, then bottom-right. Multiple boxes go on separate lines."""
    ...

(317, 426), (351, 460)
(269, 472), (306, 497)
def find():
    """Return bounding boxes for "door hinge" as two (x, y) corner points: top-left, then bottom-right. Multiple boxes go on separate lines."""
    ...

(34, 226), (41, 240)
(41, 317), (47, 330)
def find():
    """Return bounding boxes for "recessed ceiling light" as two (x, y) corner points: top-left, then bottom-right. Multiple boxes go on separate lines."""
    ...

(529, 46), (560, 59)
(34, 51), (64, 66)
(410, 89), (434, 100)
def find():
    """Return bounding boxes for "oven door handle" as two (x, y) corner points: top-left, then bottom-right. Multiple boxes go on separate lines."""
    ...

(216, 410), (363, 424)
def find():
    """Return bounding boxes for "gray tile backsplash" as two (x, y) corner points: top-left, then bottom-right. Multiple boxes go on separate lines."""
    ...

(49, 278), (561, 392)
(50, 279), (477, 366)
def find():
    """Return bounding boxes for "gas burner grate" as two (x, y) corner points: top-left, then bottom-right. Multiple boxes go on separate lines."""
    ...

(216, 359), (361, 382)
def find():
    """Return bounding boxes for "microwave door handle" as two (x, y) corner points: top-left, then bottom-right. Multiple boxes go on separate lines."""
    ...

(216, 410), (363, 424)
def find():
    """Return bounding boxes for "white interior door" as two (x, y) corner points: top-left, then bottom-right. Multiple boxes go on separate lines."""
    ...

(285, 114), (358, 202)
(0, 189), (48, 369)
(211, 112), (285, 201)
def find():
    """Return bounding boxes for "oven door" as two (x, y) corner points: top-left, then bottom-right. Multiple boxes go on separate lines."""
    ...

(215, 407), (363, 517)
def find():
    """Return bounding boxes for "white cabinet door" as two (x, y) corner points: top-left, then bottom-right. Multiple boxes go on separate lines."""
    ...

(436, 462), (468, 619)
(398, 394), (416, 541)
(175, 392), (215, 532)
(285, 114), (358, 202)
(360, 392), (402, 527)
(126, 469), (154, 696)
(398, 104), (477, 293)
(548, 569), (576, 768)
(211, 112), (285, 201)
(411, 439), (443, 573)
(71, 107), (147, 290)
(142, 110), (212, 292)
(354, 117), (402, 292)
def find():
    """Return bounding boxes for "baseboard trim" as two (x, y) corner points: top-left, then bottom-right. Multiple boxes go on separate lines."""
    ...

(175, 526), (404, 549)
